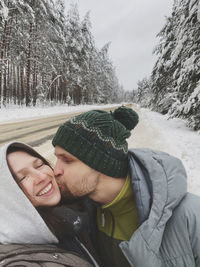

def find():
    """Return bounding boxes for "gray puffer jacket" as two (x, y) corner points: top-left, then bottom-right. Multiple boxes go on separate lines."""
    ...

(120, 149), (200, 267)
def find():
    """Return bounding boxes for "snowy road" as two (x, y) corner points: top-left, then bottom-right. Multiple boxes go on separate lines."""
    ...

(0, 105), (122, 147)
(0, 112), (83, 147)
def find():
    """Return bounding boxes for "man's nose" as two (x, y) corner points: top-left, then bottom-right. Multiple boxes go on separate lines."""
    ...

(54, 161), (64, 178)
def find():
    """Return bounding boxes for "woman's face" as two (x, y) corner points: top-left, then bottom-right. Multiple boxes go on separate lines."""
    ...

(7, 150), (61, 207)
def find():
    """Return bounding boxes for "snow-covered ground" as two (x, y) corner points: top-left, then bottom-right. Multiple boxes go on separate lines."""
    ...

(128, 106), (200, 196)
(1, 103), (200, 195)
(145, 108), (200, 195)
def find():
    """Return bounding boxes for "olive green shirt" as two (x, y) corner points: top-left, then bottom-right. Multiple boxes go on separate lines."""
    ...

(96, 175), (138, 266)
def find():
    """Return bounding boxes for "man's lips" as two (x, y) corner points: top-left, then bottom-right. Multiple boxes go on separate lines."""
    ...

(56, 182), (62, 188)
(55, 178), (62, 188)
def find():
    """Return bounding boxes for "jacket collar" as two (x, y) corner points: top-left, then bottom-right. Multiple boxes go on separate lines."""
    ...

(128, 148), (187, 251)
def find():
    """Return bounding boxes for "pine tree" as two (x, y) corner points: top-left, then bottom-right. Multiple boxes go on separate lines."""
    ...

(0, 1), (123, 107)
(149, 0), (200, 129)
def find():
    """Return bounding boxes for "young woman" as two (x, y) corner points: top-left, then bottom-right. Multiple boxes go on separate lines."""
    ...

(0, 141), (99, 267)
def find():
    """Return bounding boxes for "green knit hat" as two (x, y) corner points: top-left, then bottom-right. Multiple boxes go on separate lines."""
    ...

(52, 106), (139, 178)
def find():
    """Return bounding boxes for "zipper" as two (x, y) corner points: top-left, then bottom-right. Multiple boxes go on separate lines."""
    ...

(109, 210), (115, 238)
(75, 236), (99, 267)
(101, 209), (115, 238)
(101, 211), (105, 227)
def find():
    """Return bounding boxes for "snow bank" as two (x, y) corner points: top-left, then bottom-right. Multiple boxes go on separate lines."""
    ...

(140, 108), (200, 195)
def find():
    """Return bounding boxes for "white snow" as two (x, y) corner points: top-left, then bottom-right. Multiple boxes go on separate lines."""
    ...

(0, 1), (9, 20)
(1, 103), (200, 195)
(170, 35), (186, 65)
(183, 53), (196, 72)
(197, 0), (200, 22)
(129, 107), (200, 196)
(183, 83), (200, 114)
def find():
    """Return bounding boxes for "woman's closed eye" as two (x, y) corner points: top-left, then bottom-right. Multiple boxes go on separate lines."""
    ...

(36, 160), (45, 169)
(18, 175), (27, 183)
(37, 162), (44, 168)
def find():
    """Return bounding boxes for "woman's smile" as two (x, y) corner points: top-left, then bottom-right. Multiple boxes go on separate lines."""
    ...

(37, 182), (54, 197)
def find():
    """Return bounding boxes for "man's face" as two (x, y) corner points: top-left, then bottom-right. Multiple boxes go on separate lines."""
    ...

(54, 146), (99, 200)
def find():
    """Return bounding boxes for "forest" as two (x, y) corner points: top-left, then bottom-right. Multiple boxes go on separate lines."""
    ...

(0, 0), (124, 108)
(135, 0), (200, 130)
(1, 0), (200, 131)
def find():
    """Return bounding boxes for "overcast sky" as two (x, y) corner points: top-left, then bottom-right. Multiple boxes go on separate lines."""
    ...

(64, 0), (174, 91)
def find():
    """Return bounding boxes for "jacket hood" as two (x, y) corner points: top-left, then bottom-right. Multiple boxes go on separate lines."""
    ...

(120, 148), (187, 261)
(0, 141), (58, 244)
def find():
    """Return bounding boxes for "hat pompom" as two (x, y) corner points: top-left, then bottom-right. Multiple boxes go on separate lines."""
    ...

(112, 106), (139, 130)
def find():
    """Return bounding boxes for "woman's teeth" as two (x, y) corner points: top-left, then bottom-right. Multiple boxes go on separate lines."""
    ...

(38, 183), (52, 196)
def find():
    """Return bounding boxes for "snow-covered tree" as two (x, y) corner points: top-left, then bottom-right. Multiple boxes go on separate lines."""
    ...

(0, 1), (122, 107)
(149, 0), (200, 129)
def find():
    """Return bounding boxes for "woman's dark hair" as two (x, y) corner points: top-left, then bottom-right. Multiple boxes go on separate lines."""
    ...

(7, 145), (51, 167)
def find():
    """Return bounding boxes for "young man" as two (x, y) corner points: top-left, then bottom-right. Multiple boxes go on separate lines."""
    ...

(52, 106), (200, 267)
